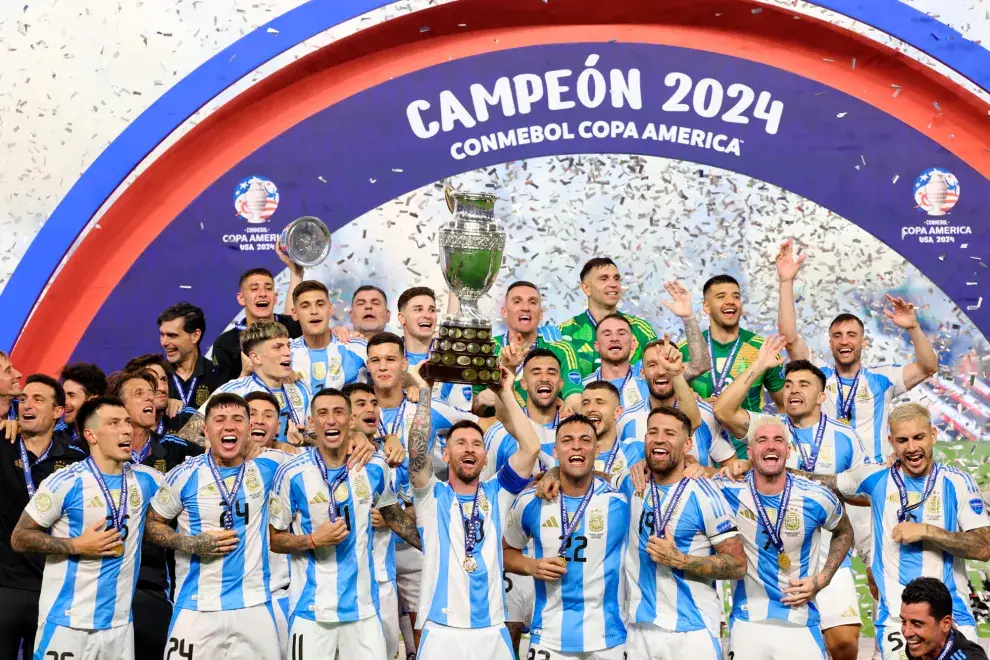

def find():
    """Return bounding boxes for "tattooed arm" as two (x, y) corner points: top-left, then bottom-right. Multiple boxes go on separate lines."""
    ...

(145, 509), (238, 556)
(174, 412), (208, 448)
(781, 510), (853, 607)
(405, 370), (435, 489)
(676, 534), (747, 579)
(681, 314), (711, 382)
(11, 511), (83, 556)
(380, 504), (421, 550)
(788, 469), (871, 507)
(918, 525), (990, 561)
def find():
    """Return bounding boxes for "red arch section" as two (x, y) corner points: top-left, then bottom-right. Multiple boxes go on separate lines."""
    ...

(14, 0), (990, 376)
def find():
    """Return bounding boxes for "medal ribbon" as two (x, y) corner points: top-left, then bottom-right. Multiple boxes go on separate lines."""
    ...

(746, 471), (793, 554)
(935, 631), (955, 660)
(312, 449), (350, 522)
(131, 440), (153, 465)
(708, 333), (742, 396)
(85, 457), (128, 537)
(378, 399), (408, 439)
(206, 452), (247, 530)
(602, 438), (623, 476)
(786, 414), (828, 472)
(252, 374), (302, 426)
(834, 369), (861, 420)
(891, 462), (940, 523)
(171, 373), (199, 408)
(649, 476), (690, 538)
(19, 439), (51, 496)
(458, 487), (483, 558)
(558, 481), (596, 557)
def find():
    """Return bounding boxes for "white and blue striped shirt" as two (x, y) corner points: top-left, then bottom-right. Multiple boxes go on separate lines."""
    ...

(270, 450), (395, 623)
(715, 473), (844, 627)
(201, 376), (311, 444)
(413, 466), (530, 629)
(504, 479), (628, 652)
(482, 417), (559, 480)
(622, 399), (737, 467)
(583, 368), (648, 413)
(25, 462), (164, 629)
(819, 364), (906, 462)
(151, 450), (283, 611)
(379, 396), (476, 482)
(619, 475), (738, 635)
(289, 336), (366, 393)
(837, 462), (989, 631)
(405, 351), (475, 412)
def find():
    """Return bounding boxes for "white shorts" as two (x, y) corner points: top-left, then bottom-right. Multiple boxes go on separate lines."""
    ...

(504, 570), (535, 627)
(418, 621), (514, 660)
(395, 543), (423, 613)
(848, 505), (874, 564)
(728, 619), (825, 660)
(273, 587), (291, 660)
(528, 640), (627, 660)
(625, 622), (721, 660)
(288, 615), (386, 660)
(167, 602), (281, 660)
(817, 566), (862, 630)
(379, 580), (401, 660)
(34, 622), (133, 660)
(876, 621), (976, 660)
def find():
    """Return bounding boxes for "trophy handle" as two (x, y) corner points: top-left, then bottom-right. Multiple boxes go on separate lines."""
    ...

(444, 184), (457, 215)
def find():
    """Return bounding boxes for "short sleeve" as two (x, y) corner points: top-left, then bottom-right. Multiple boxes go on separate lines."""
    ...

(819, 488), (845, 532)
(341, 348), (367, 386)
(150, 479), (184, 521)
(872, 365), (908, 398)
(708, 428), (738, 465)
(503, 493), (532, 550)
(836, 463), (885, 500)
(269, 467), (294, 531)
(496, 462), (530, 496)
(696, 480), (739, 544)
(948, 472), (990, 532)
(844, 429), (870, 471)
(23, 473), (71, 529)
(762, 363), (786, 393)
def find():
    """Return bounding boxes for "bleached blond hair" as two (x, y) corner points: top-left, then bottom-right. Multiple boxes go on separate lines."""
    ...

(748, 414), (788, 444)
(888, 402), (932, 430)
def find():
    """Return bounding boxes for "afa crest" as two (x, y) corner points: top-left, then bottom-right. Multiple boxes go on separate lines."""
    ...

(129, 487), (141, 508)
(195, 386), (210, 406)
(783, 508), (802, 532)
(246, 472), (262, 494)
(589, 509), (605, 533)
(354, 474), (371, 500)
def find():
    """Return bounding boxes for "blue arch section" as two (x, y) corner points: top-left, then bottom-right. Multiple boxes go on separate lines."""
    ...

(1, 0), (988, 351)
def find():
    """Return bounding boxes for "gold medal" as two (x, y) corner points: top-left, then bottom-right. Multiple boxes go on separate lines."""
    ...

(111, 544), (125, 558)
(777, 553), (791, 570)
(462, 556), (478, 573)
(839, 417), (851, 424)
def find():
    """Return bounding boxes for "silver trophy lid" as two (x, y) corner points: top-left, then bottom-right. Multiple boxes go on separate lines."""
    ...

(282, 216), (332, 267)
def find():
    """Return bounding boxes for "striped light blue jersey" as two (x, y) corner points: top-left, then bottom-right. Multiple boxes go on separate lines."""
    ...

(370, 459), (407, 583)
(537, 437), (645, 485)
(289, 336), (366, 392)
(24, 462), (164, 629)
(818, 364), (906, 462)
(583, 368), (648, 413)
(200, 376), (311, 444)
(837, 462), (989, 630)
(406, 351), (475, 412)
(152, 450), (284, 611)
(379, 396), (477, 482)
(270, 450), (395, 623)
(482, 417), (559, 480)
(618, 475), (738, 635)
(504, 479), (628, 652)
(265, 451), (296, 594)
(622, 399), (737, 467)
(413, 466), (530, 628)
(714, 473), (844, 626)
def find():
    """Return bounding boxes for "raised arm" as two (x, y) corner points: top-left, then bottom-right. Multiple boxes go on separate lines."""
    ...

(713, 334), (787, 439)
(883, 295), (938, 389)
(145, 509), (238, 556)
(656, 340), (702, 431)
(406, 365), (436, 490)
(492, 364), (540, 477)
(379, 503), (422, 550)
(661, 280), (711, 382)
(174, 412), (208, 448)
(10, 512), (118, 557)
(776, 239), (811, 361)
(277, 237), (306, 317)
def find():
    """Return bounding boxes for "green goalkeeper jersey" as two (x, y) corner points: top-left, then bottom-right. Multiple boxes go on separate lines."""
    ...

(472, 332), (584, 406)
(558, 309), (658, 377)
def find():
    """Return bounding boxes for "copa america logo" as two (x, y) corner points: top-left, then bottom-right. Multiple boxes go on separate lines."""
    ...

(233, 176), (279, 224)
(913, 168), (960, 217)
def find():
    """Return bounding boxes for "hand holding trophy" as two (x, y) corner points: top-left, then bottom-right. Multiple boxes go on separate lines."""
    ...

(421, 186), (505, 386)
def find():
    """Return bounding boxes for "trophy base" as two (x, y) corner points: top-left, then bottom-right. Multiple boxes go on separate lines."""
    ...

(421, 321), (503, 386)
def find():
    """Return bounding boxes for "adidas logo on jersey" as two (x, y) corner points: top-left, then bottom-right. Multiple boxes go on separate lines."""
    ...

(542, 516), (560, 529)
(310, 492), (330, 505)
(86, 495), (104, 508)
(841, 606), (857, 618)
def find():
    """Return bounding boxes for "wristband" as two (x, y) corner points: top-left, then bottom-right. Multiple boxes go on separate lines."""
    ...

(309, 533), (316, 549)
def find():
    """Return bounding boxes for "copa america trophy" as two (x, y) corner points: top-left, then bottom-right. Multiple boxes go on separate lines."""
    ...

(280, 216), (332, 267)
(422, 187), (505, 386)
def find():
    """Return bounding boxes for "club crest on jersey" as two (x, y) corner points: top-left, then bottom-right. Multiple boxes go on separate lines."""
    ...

(353, 474), (371, 501)
(333, 482), (349, 503)
(477, 491), (491, 514)
(129, 487), (141, 509)
(857, 388), (870, 401)
(588, 509), (605, 536)
(288, 388), (304, 410)
(35, 493), (53, 513)
(195, 385), (211, 406)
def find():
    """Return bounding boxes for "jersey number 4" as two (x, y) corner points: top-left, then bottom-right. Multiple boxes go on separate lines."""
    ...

(166, 638), (194, 660)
